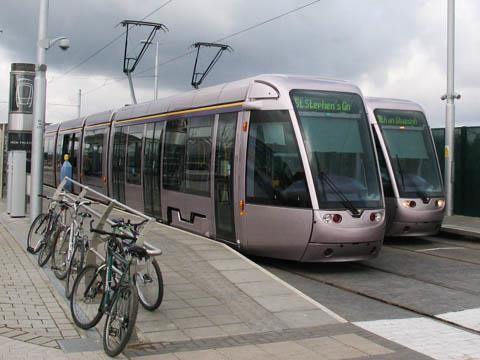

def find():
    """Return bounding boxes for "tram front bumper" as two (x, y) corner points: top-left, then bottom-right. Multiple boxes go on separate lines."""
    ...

(301, 240), (383, 262)
(301, 209), (386, 262)
(387, 221), (442, 237)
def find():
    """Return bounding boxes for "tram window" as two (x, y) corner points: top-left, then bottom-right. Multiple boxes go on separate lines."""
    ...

(56, 134), (65, 182)
(44, 136), (55, 186)
(83, 128), (105, 188)
(57, 132), (79, 182)
(185, 116), (213, 196)
(163, 118), (187, 191)
(246, 110), (311, 208)
(126, 124), (144, 185)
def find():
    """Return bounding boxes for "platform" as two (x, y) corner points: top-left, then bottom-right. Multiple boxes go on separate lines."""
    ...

(442, 215), (480, 239)
(0, 197), (429, 359)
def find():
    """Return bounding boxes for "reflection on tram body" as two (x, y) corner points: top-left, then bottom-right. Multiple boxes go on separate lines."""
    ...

(366, 97), (445, 237)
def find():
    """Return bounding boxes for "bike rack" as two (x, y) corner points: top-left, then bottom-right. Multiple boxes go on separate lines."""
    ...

(52, 177), (161, 267)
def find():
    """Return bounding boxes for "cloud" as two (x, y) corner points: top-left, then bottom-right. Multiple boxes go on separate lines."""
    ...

(0, 0), (478, 127)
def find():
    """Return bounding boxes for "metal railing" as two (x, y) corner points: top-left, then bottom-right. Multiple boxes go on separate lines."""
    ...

(52, 177), (161, 266)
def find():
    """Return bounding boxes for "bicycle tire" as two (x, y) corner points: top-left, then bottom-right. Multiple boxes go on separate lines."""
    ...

(135, 258), (164, 311)
(52, 227), (70, 280)
(37, 226), (60, 267)
(65, 240), (85, 299)
(27, 213), (48, 254)
(70, 265), (105, 329)
(103, 284), (139, 357)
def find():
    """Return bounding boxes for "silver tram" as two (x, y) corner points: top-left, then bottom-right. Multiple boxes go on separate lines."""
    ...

(366, 97), (445, 237)
(44, 74), (386, 262)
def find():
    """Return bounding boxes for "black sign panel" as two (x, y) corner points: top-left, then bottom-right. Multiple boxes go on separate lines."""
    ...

(8, 132), (32, 151)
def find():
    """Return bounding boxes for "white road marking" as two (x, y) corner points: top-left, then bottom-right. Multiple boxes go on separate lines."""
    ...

(437, 308), (480, 332)
(417, 247), (465, 252)
(354, 317), (480, 360)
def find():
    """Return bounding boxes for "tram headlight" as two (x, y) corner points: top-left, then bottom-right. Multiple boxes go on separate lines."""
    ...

(401, 200), (416, 208)
(435, 199), (445, 208)
(370, 212), (383, 222)
(322, 214), (333, 224)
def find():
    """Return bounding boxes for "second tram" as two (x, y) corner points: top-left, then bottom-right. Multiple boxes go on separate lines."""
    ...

(366, 97), (445, 237)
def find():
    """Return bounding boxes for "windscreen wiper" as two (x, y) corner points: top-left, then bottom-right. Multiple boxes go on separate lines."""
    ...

(319, 171), (361, 217)
(395, 155), (406, 191)
(416, 190), (430, 204)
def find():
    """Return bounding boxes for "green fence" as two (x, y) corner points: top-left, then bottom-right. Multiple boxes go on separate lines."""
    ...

(431, 127), (480, 217)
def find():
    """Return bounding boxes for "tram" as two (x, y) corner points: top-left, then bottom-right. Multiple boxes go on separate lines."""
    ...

(366, 97), (445, 237)
(44, 74), (386, 262)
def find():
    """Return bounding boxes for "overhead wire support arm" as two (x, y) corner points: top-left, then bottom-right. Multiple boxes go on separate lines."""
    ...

(191, 42), (232, 89)
(120, 20), (168, 104)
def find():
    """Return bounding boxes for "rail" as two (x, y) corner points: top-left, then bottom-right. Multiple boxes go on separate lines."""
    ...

(52, 177), (161, 266)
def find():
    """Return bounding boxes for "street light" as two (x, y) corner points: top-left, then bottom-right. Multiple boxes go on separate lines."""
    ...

(141, 39), (159, 100)
(442, 0), (460, 217)
(30, 0), (70, 221)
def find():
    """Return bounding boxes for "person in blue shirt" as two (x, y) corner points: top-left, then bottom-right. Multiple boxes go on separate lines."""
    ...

(60, 153), (73, 192)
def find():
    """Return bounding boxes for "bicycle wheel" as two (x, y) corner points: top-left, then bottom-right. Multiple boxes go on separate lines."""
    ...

(52, 227), (70, 280)
(70, 265), (105, 329)
(103, 284), (139, 357)
(65, 240), (85, 299)
(37, 226), (60, 267)
(27, 213), (48, 254)
(135, 258), (164, 311)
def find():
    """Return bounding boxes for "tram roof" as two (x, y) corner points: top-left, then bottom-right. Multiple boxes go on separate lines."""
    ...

(113, 74), (360, 121)
(50, 74), (363, 126)
(365, 97), (424, 112)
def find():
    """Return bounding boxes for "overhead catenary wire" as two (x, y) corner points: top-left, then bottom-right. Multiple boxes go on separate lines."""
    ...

(80, 0), (323, 98)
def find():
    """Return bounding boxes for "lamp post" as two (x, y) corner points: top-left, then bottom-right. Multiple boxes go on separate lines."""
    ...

(441, 0), (460, 217)
(30, 0), (70, 221)
(141, 39), (160, 100)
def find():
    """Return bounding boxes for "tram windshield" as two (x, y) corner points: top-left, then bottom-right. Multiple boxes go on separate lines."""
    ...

(291, 90), (382, 210)
(375, 109), (443, 198)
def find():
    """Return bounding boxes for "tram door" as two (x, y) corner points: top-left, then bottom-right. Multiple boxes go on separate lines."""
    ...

(143, 122), (163, 218)
(125, 124), (145, 212)
(214, 113), (237, 243)
(112, 126), (126, 203)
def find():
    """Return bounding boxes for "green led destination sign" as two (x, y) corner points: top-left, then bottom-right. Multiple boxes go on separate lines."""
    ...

(293, 95), (354, 113)
(376, 114), (420, 127)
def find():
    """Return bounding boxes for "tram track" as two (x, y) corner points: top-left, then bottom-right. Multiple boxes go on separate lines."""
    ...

(383, 243), (480, 266)
(355, 261), (480, 296)
(274, 263), (480, 336)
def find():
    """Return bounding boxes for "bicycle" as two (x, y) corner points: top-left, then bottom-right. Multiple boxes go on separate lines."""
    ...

(27, 194), (71, 267)
(51, 199), (93, 292)
(70, 223), (159, 356)
(111, 218), (164, 311)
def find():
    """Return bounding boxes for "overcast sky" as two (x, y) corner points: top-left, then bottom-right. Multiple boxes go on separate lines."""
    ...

(0, 0), (479, 127)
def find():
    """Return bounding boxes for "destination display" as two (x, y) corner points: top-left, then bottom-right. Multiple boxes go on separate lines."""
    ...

(375, 110), (424, 127)
(292, 91), (360, 114)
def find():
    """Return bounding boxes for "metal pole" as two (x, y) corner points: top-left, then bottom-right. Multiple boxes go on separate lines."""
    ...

(30, 0), (49, 221)
(444, 0), (456, 216)
(154, 40), (159, 100)
(77, 89), (81, 118)
(0, 124), (4, 198)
